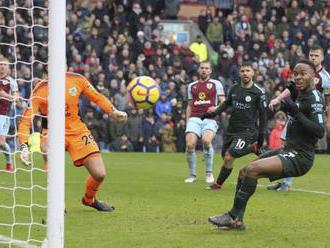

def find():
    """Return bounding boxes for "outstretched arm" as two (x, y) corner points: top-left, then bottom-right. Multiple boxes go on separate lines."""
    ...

(81, 77), (127, 122)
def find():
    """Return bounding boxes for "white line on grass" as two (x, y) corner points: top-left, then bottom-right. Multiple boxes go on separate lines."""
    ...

(0, 235), (39, 248)
(249, 183), (330, 196)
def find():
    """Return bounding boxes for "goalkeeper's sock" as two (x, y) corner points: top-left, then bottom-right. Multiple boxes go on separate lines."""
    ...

(3, 143), (12, 164)
(83, 175), (103, 205)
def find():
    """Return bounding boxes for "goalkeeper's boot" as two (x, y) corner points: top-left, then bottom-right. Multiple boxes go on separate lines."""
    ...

(208, 213), (245, 230)
(6, 163), (14, 172)
(82, 197), (115, 212)
(206, 182), (222, 190)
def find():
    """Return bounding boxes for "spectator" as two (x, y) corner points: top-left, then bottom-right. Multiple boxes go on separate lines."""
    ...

(154, 92), (172, 120)
(112, 134), (134, 152)
(126, 108), (144, 152)
(234, 15), (251, 38)
(206, 17), (223, 51)
(143, 110), (159, 152)
(164, 0), (180, 20)
(189, 35), (208, 62)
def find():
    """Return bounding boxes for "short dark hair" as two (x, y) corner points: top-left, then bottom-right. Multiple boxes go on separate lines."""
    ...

(239, 62), (253, 69)
(199, 60), (212, 66)
(309, 44), (324, 54)
(296, 59), (316, 73)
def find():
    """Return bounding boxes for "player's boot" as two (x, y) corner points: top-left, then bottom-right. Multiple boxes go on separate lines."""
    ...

(277, 184), (290, 192)
(184, 175), (197, 183)
(82, 197), (115, 212)
(205, 173), (214, 183)
(208, 213), (245, 230)
(206, 182), (222, 190)
(266, 182), (282, 190)
(6, 163), (14, 172)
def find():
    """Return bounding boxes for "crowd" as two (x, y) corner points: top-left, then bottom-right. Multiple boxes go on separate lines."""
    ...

(0, 0), (329, 153)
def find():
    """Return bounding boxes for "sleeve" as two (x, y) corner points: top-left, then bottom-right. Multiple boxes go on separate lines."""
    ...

(80, 76), (115, 113)
(187, 83), (193, 100)
(216, 80), (225, 96)
(18, 92), (42, 144)
(214, 86), (233, 115)
(10, 77), (18, 92)
(322, 71), (330, 96)
(257, 93), (268, 145)
(18, 107), (32, 144)
(295, 97), (325, 139)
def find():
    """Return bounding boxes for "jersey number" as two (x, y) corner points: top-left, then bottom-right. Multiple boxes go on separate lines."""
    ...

(82, 134), (96, 146)
(282, 152), (296, 158)
(235, 139), (246, 149)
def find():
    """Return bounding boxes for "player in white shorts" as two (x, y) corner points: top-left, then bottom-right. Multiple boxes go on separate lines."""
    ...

(184, 60), (225, 183)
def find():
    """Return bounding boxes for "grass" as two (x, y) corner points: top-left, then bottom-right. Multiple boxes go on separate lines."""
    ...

(1, 152), (330, 247)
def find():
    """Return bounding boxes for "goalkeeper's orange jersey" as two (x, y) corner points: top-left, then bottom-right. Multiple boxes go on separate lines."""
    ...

(18, 72), (115, 144)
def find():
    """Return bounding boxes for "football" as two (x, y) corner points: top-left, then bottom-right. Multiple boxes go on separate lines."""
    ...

(127, 76), (160, 109)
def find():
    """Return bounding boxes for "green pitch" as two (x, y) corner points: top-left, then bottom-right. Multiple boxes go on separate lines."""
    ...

(1, 153), (330, 247)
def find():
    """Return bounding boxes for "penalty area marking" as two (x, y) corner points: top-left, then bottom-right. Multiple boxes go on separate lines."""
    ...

(0, 235), (40, 248)
(258, 183), (330, 196)
(229, 182), (330, 196)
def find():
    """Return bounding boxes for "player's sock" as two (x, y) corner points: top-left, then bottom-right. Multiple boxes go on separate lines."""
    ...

(83, 175), (102, 205)
(44, 161), (48, 170)
(235, 176), (243, 195)
(229, 176), (257, 219)
(216, 166), (233, 185)
(203, 145), (214, 174)
(2, 143), (12, 164)
(186, 148), (197, 176)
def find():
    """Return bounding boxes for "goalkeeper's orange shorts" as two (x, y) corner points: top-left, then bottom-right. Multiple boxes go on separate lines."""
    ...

(65, 129), (100, 166)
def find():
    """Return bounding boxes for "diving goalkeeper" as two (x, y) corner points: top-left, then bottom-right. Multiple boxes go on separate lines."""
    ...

(18, 72), (127, 211)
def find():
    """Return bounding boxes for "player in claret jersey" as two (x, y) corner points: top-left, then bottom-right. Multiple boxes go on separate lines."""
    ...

(203, 62), (267, 190)
(18, 72), (127, 211)
(184, 60), (225, 184)
(0, 57), (19, 172)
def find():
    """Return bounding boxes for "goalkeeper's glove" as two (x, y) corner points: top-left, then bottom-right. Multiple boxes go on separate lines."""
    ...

(111, 109), (128, 123)
(20, 143), (31, 166)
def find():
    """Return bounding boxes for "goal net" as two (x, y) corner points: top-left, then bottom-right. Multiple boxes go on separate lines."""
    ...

(0, 0), (65, 247)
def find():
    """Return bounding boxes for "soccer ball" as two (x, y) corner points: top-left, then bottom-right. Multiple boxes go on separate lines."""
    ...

(127, 76), (160, 109)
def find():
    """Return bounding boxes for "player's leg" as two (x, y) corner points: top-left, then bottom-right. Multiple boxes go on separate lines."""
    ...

(82, 155), (114, 212)
(185, 117), (202, 182)
(209, 155), (283, 229)
(208, 134), (235, 189)
(201, 119), (218, 183)
(202, 130), (215, 183)
(0, 116), (13, 171)
(185, 132), (198, 183)
(67, 130), (114, 211)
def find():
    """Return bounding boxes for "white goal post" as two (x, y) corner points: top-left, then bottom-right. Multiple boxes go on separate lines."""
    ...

(47, 0), (66, 247)
(0, 0), (66, 247)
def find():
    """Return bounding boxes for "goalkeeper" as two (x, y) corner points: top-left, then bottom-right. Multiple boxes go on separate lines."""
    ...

(18, 72), (127, 212)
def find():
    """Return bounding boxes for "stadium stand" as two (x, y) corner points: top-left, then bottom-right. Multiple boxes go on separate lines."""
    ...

(1, 0), (329, 153)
